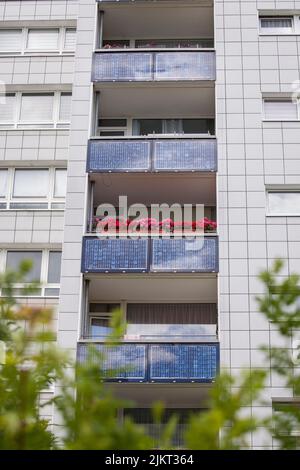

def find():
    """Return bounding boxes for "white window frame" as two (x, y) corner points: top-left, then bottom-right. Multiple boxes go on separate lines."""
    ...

(259, 14), (300, 35)
(0, 167), (67, 211)
(98, 118), (129, 137)
(266, 189), (300, 217)
(0, 26), (76, 56)
(0, 92), (71, 130)
(87, 302), (123, 339)
(262, 98), (300, 122)
(0, 249), (61, 298)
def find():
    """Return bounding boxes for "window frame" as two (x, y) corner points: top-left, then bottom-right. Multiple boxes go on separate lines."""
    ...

(266, 189), (300, 217)
(0, 167), (67, 211)
(0, 91), (71, 130)
(263, 98), (300, 122)
(0, 249), (62, 298)
(259, 16), (295, 35)
(98, 118), (129, 137)
(0, 26), (76, 56)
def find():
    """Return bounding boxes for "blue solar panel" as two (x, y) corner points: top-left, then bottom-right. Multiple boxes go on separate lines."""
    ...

(155, 52), (216, 81)
(77, 343), (147, 381)
(151, 237), (218, 272)
(77, 343), (219, 383)
(87, 140), (151, 172)
(92, 52), (153, 81)
(153, 139), (217, 171)
(81, 237), (149, 272)
(92, 52), (216, 82)
(150, 344), (218, 381)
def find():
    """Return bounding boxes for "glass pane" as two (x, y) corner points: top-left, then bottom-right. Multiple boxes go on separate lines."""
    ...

(99, 119), (127, 127)
(182, 119), (213, 134)
(13, 169), (49, 197)
(90, 318), (112, 337)
(0, 29), (22, 52)
(135, 39), (214, 49)
(99, 131), (125, 136)
(0, 94), (15, 122)
(133, 119), (163, 136)
(264, 100), (298, 120)
(0, 169), (8, 197)
(54, 169), (67, 197)
(64, 28), (76, 50)
(261, 17), (293, 29)
(59, 93), (72, 121)
(102, 40), (130, 49)
(27, 29), (59, 50)
(268, 192), (300, 215)
(6, 251), (42, 282)
(20, 94), (54, 122)
(47, 252), (62, 283)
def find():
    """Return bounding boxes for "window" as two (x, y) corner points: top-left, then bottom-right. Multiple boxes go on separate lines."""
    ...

(135, 38), (214, 49)
(0, 92), (71, 129)
(27, 29), (59, 50)
(54, 168), (67, 198)
(6, 251), (42, 283)
(20, 93), (54, 123)
(47, 252), (62, 284)
(0, 167), (67, 210)
(13, 169), (49, 198)
(260, 16), (294, 34)
(267, 191), (300, 216)
(132, 118), (215, 136)
(88, 304), (120, 338)
(2, 250), (62, 297)
(0, 27), (76, 55)
(0, 169), (7, 197)
(273, 402), (300, 449)
(125, 303), (217, 340)
(0, 29), (22, 52)
(64, 28), (76, 50)
(0, 94), (16, 124)
(98, 118), (127, 137)
(103, 40), (130, 49)
(263, 99), (299, 121)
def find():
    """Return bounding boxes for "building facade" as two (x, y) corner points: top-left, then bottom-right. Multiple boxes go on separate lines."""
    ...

(0, 0), (299, 449)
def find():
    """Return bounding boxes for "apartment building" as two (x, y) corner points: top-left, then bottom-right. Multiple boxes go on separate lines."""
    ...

(0, 0), (300, 449)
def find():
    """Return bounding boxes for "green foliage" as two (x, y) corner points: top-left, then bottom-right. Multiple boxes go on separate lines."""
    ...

(184, 370), (267, 449)
(1, 260), (300, 450)
(256, 260), (300, 450)
(0, 264), (68, 449)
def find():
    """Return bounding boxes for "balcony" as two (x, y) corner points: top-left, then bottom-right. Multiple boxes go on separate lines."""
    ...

(87, 137), (217, 173)
(92, 50), (215, 82)
(77, 341), (219, 383)
(81, 236), (218, 273)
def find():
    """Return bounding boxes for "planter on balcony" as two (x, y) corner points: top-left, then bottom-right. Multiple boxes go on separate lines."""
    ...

(77, 342), (219, 383)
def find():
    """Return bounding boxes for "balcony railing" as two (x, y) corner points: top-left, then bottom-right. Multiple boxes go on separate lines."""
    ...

(81, 236), (218, 273)
(87, 138), (217, 173)
(77, 342), (219, 383)
(92, 51), (216, 82)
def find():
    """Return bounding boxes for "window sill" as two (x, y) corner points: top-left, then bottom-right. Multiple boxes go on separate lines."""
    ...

(262, 119), (300, 123)
(0, 52), (75, 58)
(259, 33), (300, 37)
(0, 127), (70, 131)
(266, 213), (300, 217)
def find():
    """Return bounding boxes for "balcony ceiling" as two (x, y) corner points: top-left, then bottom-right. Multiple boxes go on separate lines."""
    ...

(98, 85), (215, 118)
(87, 275), (217, 303)
(102, 5), (214, 39)
(107, 383), (212, 407)
(92, 173), (216, 205)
